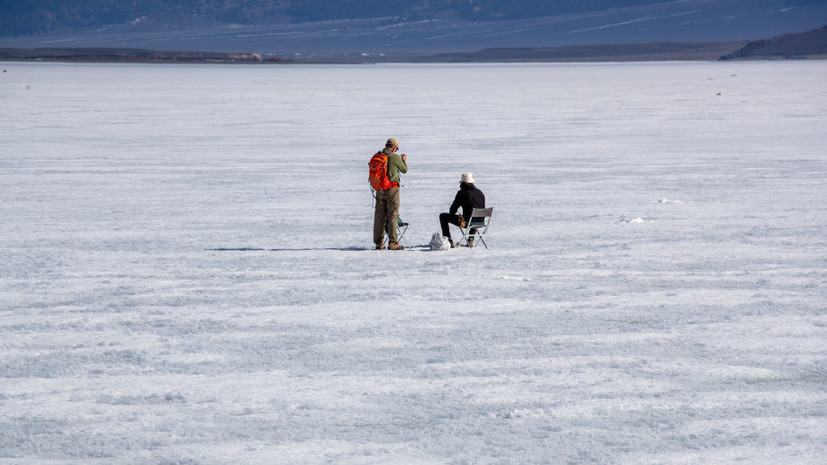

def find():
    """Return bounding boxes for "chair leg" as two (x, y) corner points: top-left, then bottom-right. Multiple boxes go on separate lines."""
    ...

(458, 227), (469, 247)
(385, 225), (408, 246)
(397, 225), (408, 246)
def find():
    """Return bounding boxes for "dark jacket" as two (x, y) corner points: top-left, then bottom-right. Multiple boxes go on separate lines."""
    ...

(449, 182), (485, 221)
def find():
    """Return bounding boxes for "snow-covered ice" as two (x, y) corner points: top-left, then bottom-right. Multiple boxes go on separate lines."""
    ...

(1, 61), (826, 464)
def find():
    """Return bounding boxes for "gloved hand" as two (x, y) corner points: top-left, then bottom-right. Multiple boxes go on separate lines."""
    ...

(457, 214), (466, 228)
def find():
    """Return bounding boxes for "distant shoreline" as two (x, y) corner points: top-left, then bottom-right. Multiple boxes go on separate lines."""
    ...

(0, 47), (290, 64)
(2, 40), (825, 64)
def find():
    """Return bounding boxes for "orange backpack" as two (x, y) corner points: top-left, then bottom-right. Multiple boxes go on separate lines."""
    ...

(368, 151), (393, 191)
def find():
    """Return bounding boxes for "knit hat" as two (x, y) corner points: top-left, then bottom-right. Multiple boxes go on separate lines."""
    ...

(461, 172), (474, 184)
(386, 138), (399, 148)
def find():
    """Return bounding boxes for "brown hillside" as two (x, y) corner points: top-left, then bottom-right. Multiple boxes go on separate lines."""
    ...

(720, 25), (827, 60)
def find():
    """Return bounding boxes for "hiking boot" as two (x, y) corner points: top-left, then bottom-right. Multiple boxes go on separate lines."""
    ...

(375, 243), (386, 250)
(448, 239), (456, 248)
(388, 242), (404, 250)
(467, 237), (474, 248)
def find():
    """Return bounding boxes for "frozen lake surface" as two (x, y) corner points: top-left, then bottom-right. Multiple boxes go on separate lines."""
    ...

(1, 61), (826, 464)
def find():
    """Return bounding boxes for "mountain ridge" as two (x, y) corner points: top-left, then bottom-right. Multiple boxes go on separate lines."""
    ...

(1, 0), (826, 58)
(720, 24), (827, 59)
(0, 1), (712, 36)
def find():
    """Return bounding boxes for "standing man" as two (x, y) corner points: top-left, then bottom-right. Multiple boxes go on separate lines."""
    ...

(439, 172), (485, 248)
(373, 138), (408, 250)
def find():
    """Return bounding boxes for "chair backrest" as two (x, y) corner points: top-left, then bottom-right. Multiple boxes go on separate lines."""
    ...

(469, 207), (493, 227)
(462, 207), (493, 248)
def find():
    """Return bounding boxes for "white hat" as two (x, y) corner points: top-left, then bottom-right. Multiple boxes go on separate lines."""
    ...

(461, 172), (475, 184)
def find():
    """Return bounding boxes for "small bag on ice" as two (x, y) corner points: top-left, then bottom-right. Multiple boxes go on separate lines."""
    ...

(429, 232), (451, 251)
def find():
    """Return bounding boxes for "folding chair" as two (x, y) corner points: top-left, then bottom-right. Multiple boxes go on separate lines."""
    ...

(384, 216), (409, 246)
(458, 207), (493, 249)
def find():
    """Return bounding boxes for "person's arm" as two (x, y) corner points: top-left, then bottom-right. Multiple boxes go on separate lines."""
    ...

(448, 191), (461, 215)
(387, 154), (407, 182)
(396, 154), (407, 174)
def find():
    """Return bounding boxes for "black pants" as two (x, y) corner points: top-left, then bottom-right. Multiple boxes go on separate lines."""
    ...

(440, 213), (476, 239)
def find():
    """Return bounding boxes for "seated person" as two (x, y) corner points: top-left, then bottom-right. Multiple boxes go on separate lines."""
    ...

(439, 172), (485, 248)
